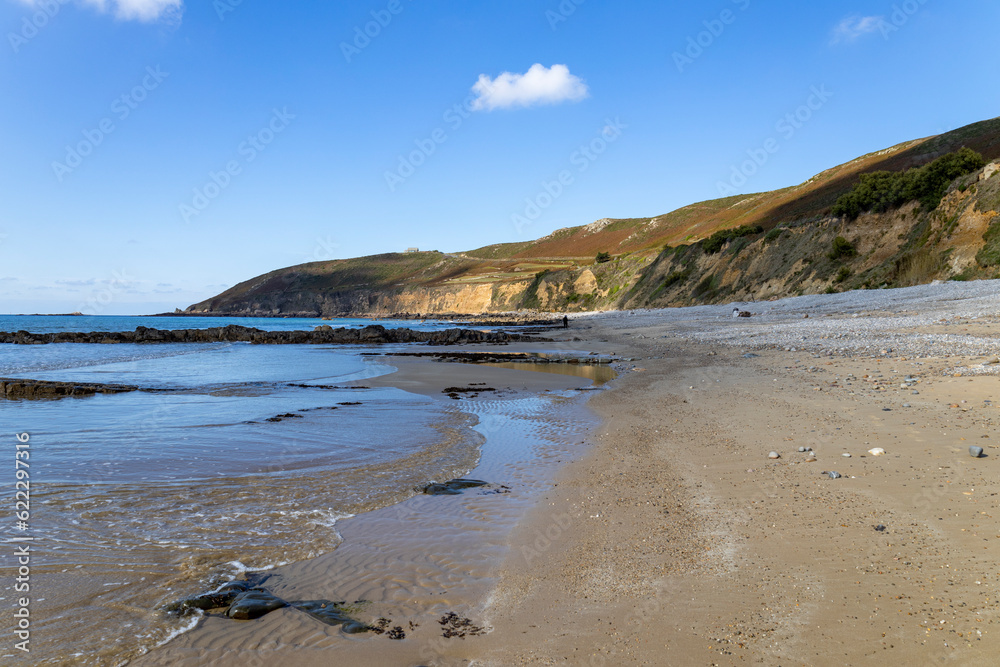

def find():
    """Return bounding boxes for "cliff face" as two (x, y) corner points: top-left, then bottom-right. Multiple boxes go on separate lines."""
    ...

(187, 117), (1000, 317)
(539, 161), (1000, 311)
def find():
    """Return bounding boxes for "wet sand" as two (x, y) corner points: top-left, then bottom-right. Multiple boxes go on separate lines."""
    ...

(134, 358), (603, 666)
(138, 290), (1000, 666)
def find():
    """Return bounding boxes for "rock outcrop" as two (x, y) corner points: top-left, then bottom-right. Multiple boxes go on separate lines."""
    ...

(0, 325), (544, 346)
(0, 378), (139, 400)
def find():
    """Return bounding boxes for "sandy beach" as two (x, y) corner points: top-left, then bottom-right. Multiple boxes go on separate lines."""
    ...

(135, 282), (1000, 666)
(478, 284), (1000, 666)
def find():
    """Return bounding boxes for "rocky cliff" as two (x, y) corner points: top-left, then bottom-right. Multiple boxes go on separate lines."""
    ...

(187, 117), (1000, 317)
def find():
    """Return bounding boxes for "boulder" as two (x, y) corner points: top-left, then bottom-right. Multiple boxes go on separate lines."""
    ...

(422, 479), (490, 496)
(226, 589), (288, 620)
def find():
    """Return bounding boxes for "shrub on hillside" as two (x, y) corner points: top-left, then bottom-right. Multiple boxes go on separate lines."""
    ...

(828, 236), (857, 261)
(764, 228), (787, 244)
(701, 224), (764, 254)
(977, 220), (1000, 267)
(691, 273), (718, 299)
(595, 251), (612, 264)
(831, 147), (986, 220)
(662, 268), (691, 289)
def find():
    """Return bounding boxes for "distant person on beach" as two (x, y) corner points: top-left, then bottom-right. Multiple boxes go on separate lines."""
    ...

(562, 315), (569, 328)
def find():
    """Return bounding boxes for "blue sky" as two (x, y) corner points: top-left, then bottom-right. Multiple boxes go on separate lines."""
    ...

(1, 0), (998, 314)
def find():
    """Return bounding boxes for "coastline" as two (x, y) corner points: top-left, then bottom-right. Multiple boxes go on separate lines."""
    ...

(125, 282), (1000, 665)
(133, 350), (607, 666)
(476, 292), (1000, 665)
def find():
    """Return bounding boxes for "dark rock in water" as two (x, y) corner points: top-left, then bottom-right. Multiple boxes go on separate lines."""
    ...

(226, 589), (288, 620)
(422, 479), (490, 496)
(265, 413), (303, 422)
(443, 386), (496, 400)
(480, 484), (512, 495)
(289, 600), (370, 633)
(166, 581), (251, 615)
(439, 611), (487, 638)
(0, 378), (139, 401)
(0, 324), (542, 347)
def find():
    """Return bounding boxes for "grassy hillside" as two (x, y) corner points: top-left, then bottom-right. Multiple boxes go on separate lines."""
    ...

(188, 116), (1000, 317)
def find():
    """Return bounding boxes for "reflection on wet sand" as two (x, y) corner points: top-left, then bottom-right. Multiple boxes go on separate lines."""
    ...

(482, 360), (616, 385)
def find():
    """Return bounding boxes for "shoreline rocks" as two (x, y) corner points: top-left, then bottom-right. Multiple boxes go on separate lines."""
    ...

(0, 378), (139, 400)
(0, 325), (543, 346)
(421, 479), (491, 496)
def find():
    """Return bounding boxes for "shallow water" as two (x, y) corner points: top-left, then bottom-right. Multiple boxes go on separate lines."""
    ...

(130, 386), (601, 667)
(0, 329), (486, 665)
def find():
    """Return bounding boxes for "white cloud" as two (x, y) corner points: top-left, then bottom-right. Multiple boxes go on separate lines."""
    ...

(831, 15), (883, 44)
(471, 63), (589, 111)
(14, 0), (183, 23)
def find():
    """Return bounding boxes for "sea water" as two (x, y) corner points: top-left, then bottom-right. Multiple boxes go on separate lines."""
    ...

(0, 317), (485, 665)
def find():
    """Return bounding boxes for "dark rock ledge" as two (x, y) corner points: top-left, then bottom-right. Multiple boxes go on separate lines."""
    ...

(0, 378), (139, 400)
(0, 325), (544, 346)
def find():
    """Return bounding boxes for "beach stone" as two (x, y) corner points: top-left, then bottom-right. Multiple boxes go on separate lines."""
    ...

(824, 471), (842, 479)
(768, 451), (781, 459)
(805, 456), (817, 462)
(226, 589), (287, 620)
(422, 479), (490, 496)
(290, 600), (370, 633)
(166, 581), (251, 615)
(842, 453), (852, 458)
(970, 446), (984, 458)
(868, 448), (886, 456)
(875, 524), (887, 532)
